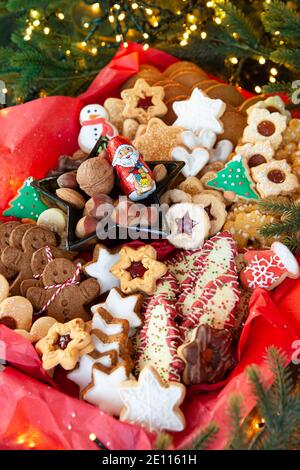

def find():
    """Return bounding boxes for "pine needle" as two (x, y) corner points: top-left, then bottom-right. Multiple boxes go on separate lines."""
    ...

(187, 422), (219, 450)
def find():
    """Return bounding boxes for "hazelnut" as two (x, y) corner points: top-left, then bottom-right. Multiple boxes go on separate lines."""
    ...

(57, 172), (79, 189)
(153, 164), (167, 183)
(76, 157), (115, 197)
(56, 188), (86, 210)
(72, 149), (88, 161)
(75, 216), (98, 239)
(85, 194), (113, 219)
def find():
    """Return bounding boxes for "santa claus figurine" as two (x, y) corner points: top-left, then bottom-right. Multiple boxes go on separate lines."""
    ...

(107, 136), (156, 201)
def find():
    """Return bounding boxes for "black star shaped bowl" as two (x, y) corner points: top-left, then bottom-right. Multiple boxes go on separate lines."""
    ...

(31, 160), (185, 251)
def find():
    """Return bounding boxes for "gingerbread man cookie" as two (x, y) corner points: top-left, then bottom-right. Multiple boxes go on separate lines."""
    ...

(1, 225), (57, 295)
(26, 258), (100, 322)
(0, 221), (20, 280)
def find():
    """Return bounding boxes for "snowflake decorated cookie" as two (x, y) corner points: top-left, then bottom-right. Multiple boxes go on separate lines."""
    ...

(119, 366), (186, 432)
(240, 241), (300, 290)
(250, 159), (299, 198)
(242, 108), (287, 149)
(206, 155), (259, 200)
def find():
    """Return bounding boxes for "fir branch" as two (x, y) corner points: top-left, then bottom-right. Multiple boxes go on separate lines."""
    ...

(227, 394), (248, 450)
(262, 0), (300, 43)
(281, 235), (300, 253)
(259, 198), (300, 216)
(214, 0), (261, 49)
(261, 81), (294, 96)
(264, 347), (293, 413)
(246, 365), (276, 428)
(187, 422), (219, 450)
(271, 48), (300, 71)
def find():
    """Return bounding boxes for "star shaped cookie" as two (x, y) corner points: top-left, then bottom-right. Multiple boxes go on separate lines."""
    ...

(84, 244), (120, 294)
(82, 362), (130, 417)
(119, 366), (186, 432)
(173, 88), (226, 134)
(133, 118), (183, 161)
(110, 245), (168, 295)
(91, 287), (143, 334)
(67, 350), (117, 391)
(121, 79), (168, 124)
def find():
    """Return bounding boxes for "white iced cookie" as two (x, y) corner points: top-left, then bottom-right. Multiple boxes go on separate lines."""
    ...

(82, 362), (130, 417)
(91, 287), (143, 335)
(251, 159), (299, 198)
(247, 95), (291, 119)
(78, 104), (118, 154)
(173, 88), (226, 134)
(242, 108), (287, 149)
(91, 307), (129, 336)
(37, 208), (67, 236)
(119, 366), (186, 432)
(84, 244), (120, 294)
(181, 129), (216, 150)
(166, 202), (210, 249)
(67, 351), (117, 391)
(236, 141), (274, 171)
(171, 147), (210, 178)
(210, 140), (233, 163)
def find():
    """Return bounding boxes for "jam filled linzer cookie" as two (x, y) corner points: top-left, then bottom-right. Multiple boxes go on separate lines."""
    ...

(177, 324), (236, 385)
(242, 108), (287, 149)
(193, 193), (227, 236)
(1, 225), (57, 296)
(110, 245), (167, 295)
(166, 203), (211, 250)
(26, 258), (100, 322)
(36, 318), (94, 370)
(251, 160), (299, 198)
(121, 78), (167, 124)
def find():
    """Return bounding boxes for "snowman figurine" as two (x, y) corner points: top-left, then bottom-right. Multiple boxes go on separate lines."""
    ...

(78, 104), (118, 153)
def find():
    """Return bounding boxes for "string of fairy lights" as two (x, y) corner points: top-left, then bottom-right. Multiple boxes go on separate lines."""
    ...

(0, 0), (283, 102)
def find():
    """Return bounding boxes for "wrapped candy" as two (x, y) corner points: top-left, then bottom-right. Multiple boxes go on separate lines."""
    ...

(107, 136), (156, 201)
(240, 241), (300, 290)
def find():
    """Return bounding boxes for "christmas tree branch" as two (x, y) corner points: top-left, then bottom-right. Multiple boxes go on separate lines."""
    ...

(262, 0), (300, 43)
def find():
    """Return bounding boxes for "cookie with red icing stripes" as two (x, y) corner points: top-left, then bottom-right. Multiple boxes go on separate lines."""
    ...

(177, 232), (239, 329)
(135, 272), (183, 383)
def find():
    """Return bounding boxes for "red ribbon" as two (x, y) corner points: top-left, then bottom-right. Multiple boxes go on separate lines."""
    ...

(81, 117), (114, 136)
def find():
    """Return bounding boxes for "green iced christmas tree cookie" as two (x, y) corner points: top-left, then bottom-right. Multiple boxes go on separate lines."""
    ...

(4, 177), (48, 220)
(206, 155), (259, 200)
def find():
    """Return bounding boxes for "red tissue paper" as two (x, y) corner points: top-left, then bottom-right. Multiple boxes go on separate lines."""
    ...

(0, 43), (299, 450)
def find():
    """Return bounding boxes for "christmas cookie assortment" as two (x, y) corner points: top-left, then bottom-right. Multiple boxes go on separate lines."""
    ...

(1, 58), (300, 438)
